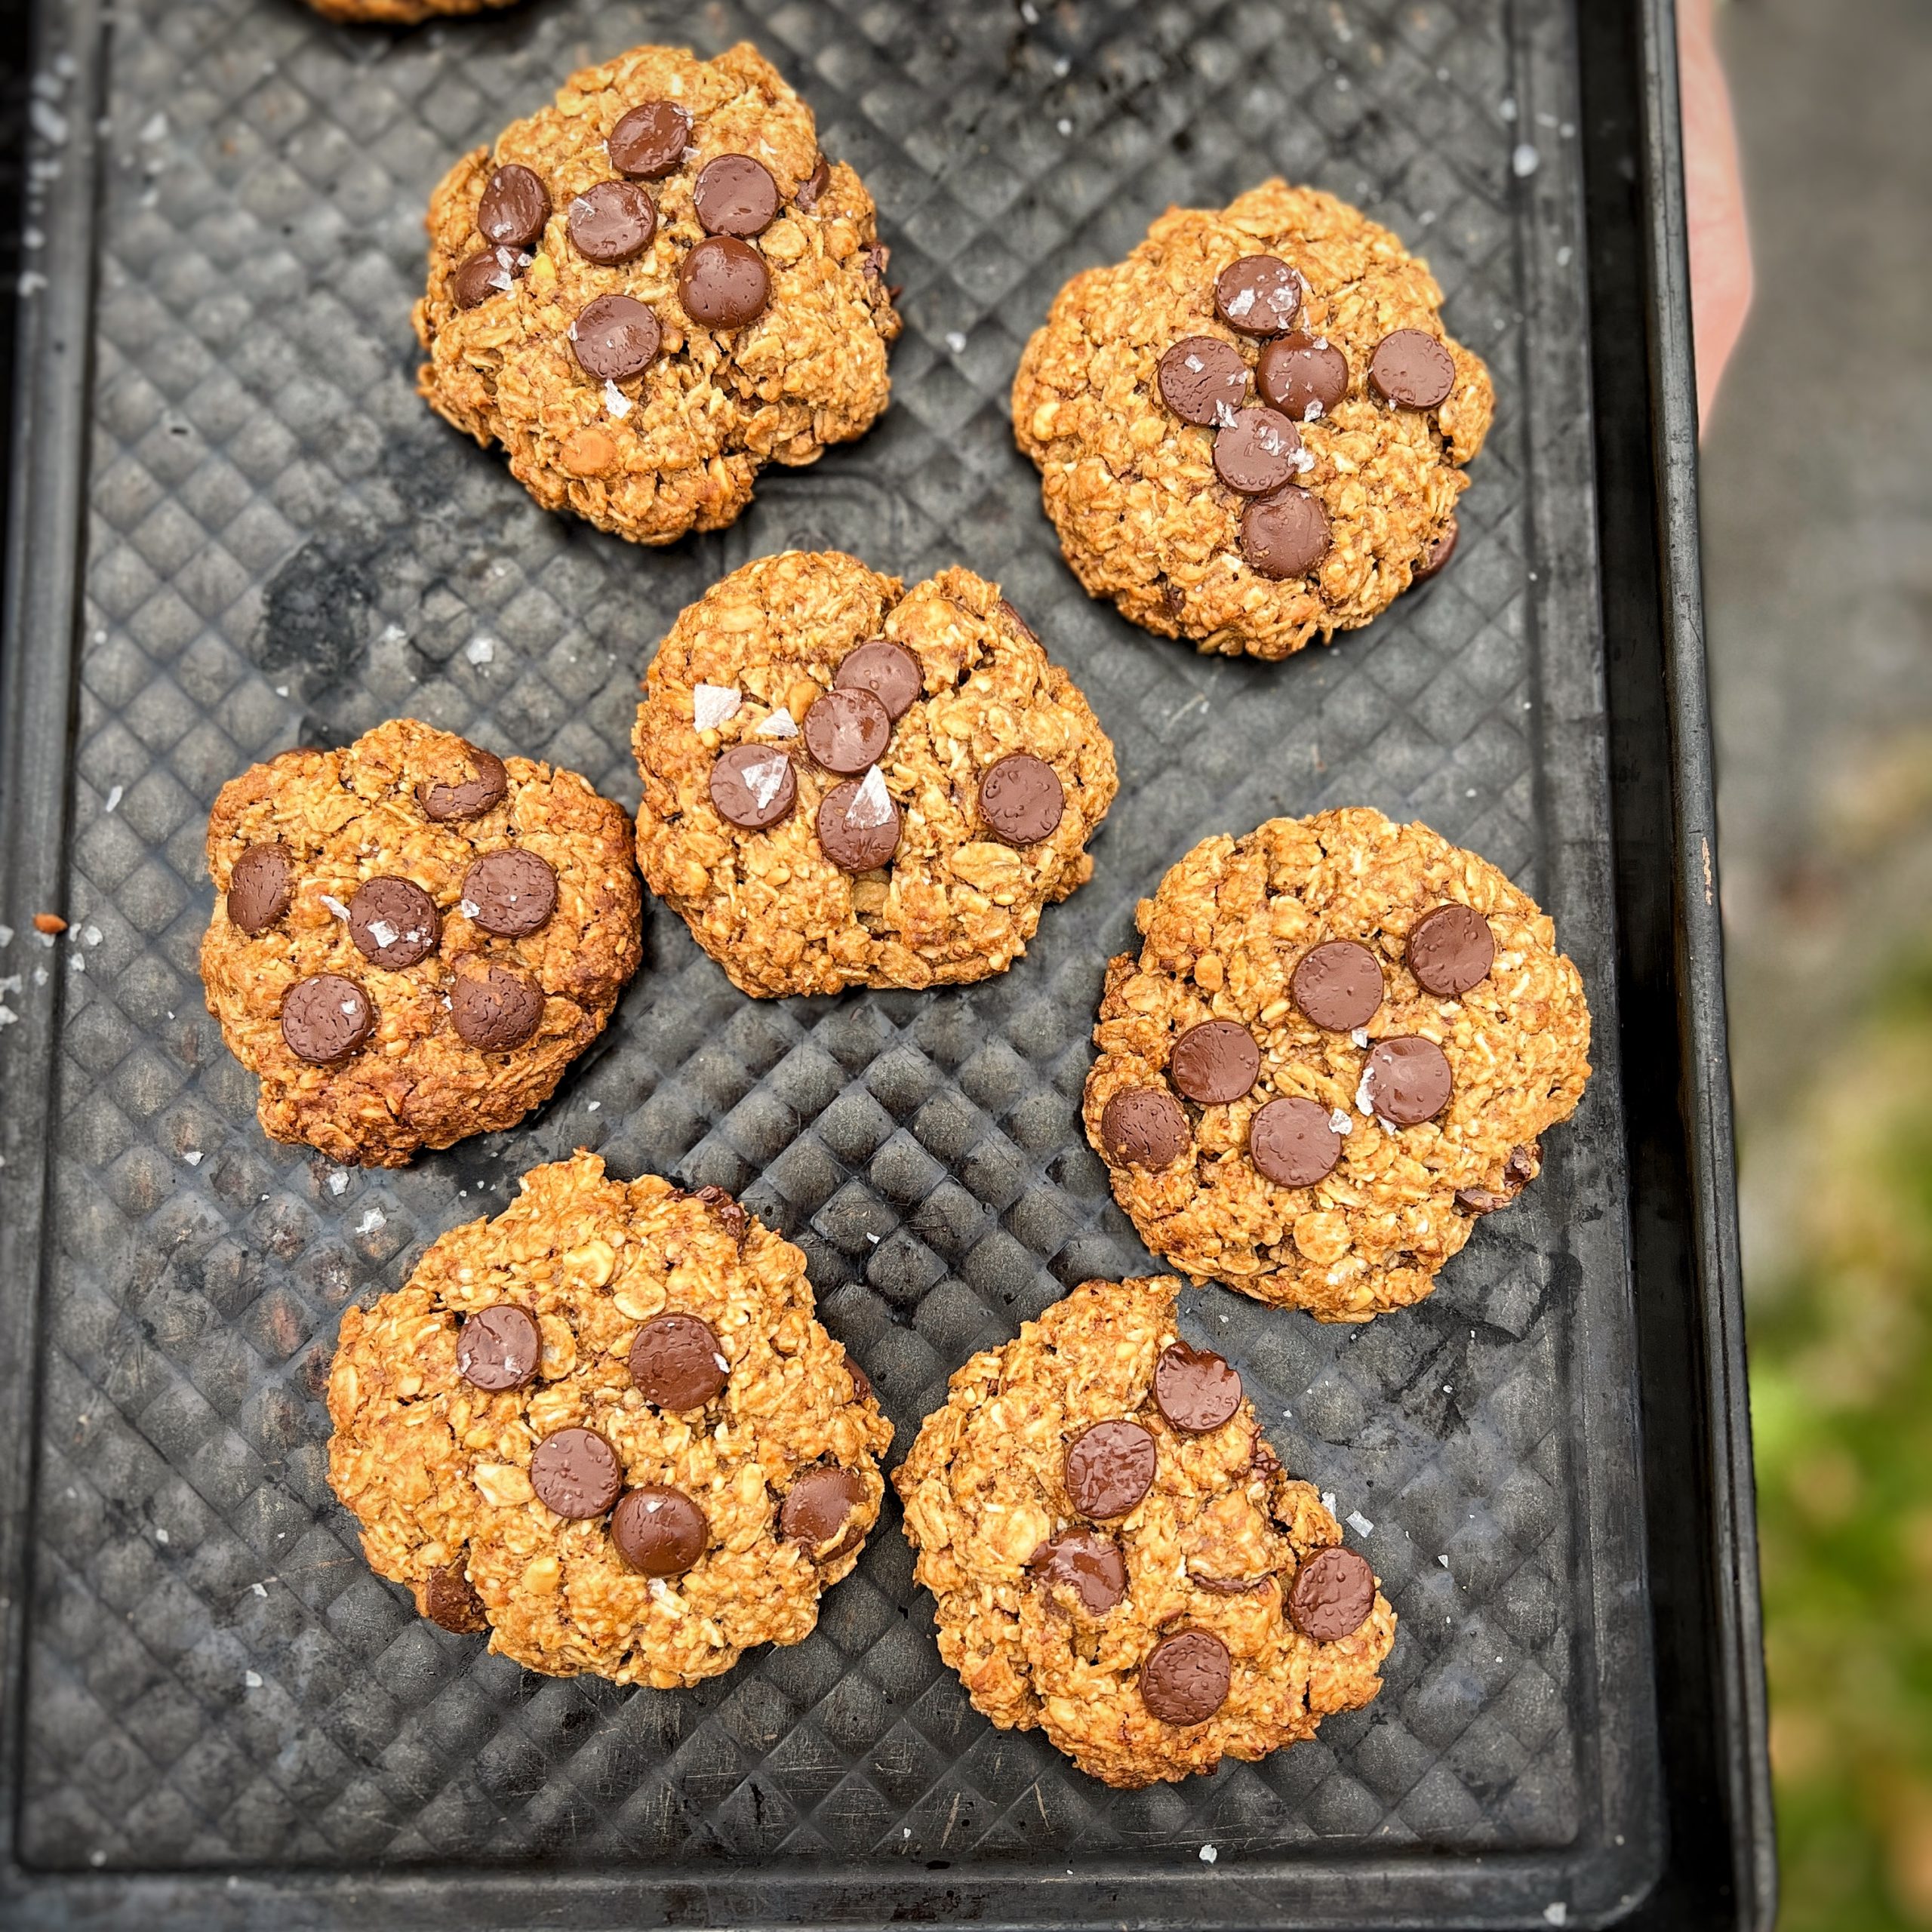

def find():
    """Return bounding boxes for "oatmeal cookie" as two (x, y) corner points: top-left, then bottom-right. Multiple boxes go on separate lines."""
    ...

(201, 718), (641, 1167)
(415, 42), (900, 546)
(895, 1276), (1392, 1788)
(1084, 810), (1591, 1320)
(1012, 180), (1493, 660)
(328, 1154), (891, 1686)
(306, 0), (512, 23)
(632, 550), (1118, 997)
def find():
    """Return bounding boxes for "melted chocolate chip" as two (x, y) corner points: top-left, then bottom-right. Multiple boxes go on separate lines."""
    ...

(478, 164), (549, 251)
(802, 687), (892, 775)
(834, 638), (923, 720)
(1249, 1096), (1343, 1188)
(348, 876), (440, 970)
(451, 243), (530, 309)
(528, 1427), (623, 1519)
(795, 154), (831, 211)
(1287, 1545), (1377, 1641)
(1140, 1629), (1231, 1725)
(1241, 486), (1331, 579)
(816, 773), (901, 872)
(460, 849), (557, 938)
(1168, 1020), (1261, 1105)
(844, 1352), (872, 1404)
(1063, 1419), (1157, 1520)
(1152, 1342), (1242, 1434)
(693, 1184), (751, 1241)
(978, 752), (1063, 846)
(709, 744), (798, 832)
(629, 1313), (728, 1411)
(456, 1303), (541, 1392)
(1026, 1528), (1128, 1616)
(1098, 1088), (1190, 1169)
(1214, 254), (1303, 337)
(571, 293), (661, 381)
(227, 843), (292, 934)
(1361, 1036), (1454, 1126)
(1291, 939), (1385, 1032)
(423, 1561), (488, 1634)
(418, 744), (507, 822)
(692, 154), (780, 237)
(780, 1463), (865, 1556)
(678, 235), (771, 330)
(1157, 335), (1250, 426)
(611, 1485), (709, 1577)
(450, 961), (544, 1052)
(281, 974), (374, 1063)
(1213, 405), (1302, 495)
(566, 180), (657, 265)
(608, 100), (691, 179)
(1406, 902), (1494, 997)
(1257, 331), (1349, 420)
(1368, 328), (1456, 409)
(1411, 515), (1460, 583)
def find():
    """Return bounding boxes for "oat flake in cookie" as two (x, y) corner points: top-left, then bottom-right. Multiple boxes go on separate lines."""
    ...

(199, 718), (641, 1167)
(894, 1277), (1392, 1788)
(632, 551), (1119, 997)
(414, 42), (900, 547)
(328, 1154), (891, 1686)
(1012, 180), (1492, 660)
(1084, 809), (1591, 1320)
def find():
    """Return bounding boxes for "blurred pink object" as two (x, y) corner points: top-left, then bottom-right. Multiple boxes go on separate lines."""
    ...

(1678, 0), (1755, 429)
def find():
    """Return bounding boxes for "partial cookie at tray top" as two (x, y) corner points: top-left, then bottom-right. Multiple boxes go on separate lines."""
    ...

(1012, 179), (1491, 660)
(304, 0), (512, 22)
(632, 550), (1119, 997)
(416, 41), (900, 546)
(1084, 810), (1591, 1320)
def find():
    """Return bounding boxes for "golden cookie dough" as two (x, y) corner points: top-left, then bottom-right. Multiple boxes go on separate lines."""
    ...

(894, 1277), (1393, 1789)
(328, 1153), (892, 1687)
(632, 550), (1119, 998)
(1012, 180), (1493, 660)
(306, 0), (512, 22)
(1084, 810), (1591, 1320)
(201, 718), (641, 1168)
(416, 42), (900, 546)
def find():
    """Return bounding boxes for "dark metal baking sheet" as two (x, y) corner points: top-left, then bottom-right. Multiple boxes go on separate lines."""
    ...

(0, 0), (1767, 1924)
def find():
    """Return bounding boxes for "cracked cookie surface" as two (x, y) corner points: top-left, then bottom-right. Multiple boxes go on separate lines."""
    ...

(328, 1152), (891, 1687)
(894, 1276), (1392, 1788)
(1084, 811), (1591, 1320)
(632, 550), (1118, 997)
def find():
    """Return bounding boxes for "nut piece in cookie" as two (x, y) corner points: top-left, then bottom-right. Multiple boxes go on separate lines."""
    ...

(200, 718), (643, 1167)
(414, 42), (901, 547)
(632, 550), (1119, 997)
(895, 1276), (1393, 1788)
(1012, 179), (1491, 660)
(1084, 808), (1591, 1320)
(328, 1152), (893, 1687)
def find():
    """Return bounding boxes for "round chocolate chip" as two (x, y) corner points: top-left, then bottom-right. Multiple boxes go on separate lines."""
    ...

(1063, 1418), (1157, 1521)
(1157, 335), (1250, 426)
(780, 1463), (865, 1557)
(347, 875), (439, 971)
(795, 153), (832, 211)
(1213, 405), (1302, 496)
(1407, 902), (1494, 997)
(1140, 1629), (1231, 1725)
(1026, 1529), (1128, 1616)
(678, 235), (771, 331)
(1241, 486), (1331, 579)
(709, 744), (798, 832)
(1152, 1342), (1242, 1435)
(451, 243), (529, 309)
(451, 961), (545, 1052)
(1257, 331), (1349, 420)
(281, 974), (374, 1063)
(460, 849), (557, 939)
(1168, 1020), (1261, 1105)
(1214, 254), (1303, 337)
(608, 100), (691, 179)
(979, 752), (1064, 846)
(456, 1303), (540, 1392)
(1098, 1088), (1190, 1170)
(834, 638), (923, 720)
(571, 293), (661, 381)
(477, 163), (549, 251)
(1361, 1036), (1454, 1126)
(628, 1313), (729, 1411)
(566, 180), (657, 264)
(1287, 1544), (1377, 1641)
(1411, 516), (1460, 583)
(1249, 1097), (1343, 1188)
(611, 1485), (709, 1577)
(423, 1561), (488, 1634)
(528, 1428), (623, 1520)
(1368, 328), (1456, 409)
(693, 154), (780, 237)
(227, 843), (292, 935)
(802, 687), (892, 775)
(1291, 939), (1385, 1032)
(817, 773), (902, 872)
(418, 743), (507, 823)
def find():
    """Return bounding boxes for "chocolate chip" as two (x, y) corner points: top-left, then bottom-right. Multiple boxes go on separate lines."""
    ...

(1241, 486), (1331, 579)
(692, 154), (780, 237)
(1152, 1342), (1242, 1435)
(1026, 1529), (1128, 1616)
(227, 843), (292, 935)
(1168, 1020), (1261, 1104)
(795, 153), (831, 211)
(347, 876), (440, 970)
(1368, 328), (1456, 409)
(1287, 1545), (1377, 1641)
(1411, 515), (1460, 583)
(780, 1463), (865, 1556)
(816, 772), (901, 872)
(1157, 335), (1250, 426)
(1098, 1088), (1190, 1169)
(1291, 940), (1384, 1032)
(528, 1427), (623, 1519)
(423, 1561), (488, 1634)
(1257, 331), (1349, 420)
(693, 1184), (750, 1241)
(628, 1313), (728, 1411)
(1214, 254), (1303, 337)
(709, 744), (798, 832)
(611, 1485), (709, 1577)
(418, 743), (507, 822)
(1250, 1097), (1343, 1188)
(1457, 1143), (1537, 1215)
(460, 849), (557, 938)
(802, 687), (893, 774)
(566, 180), (657, 264)
(478, 163), (549, 251)
(996, 598), (1038, 643)
(1213, 405), (1302, 496)
(1192, 1573), (1270, 1595)
(571, 293), (661, 381)
(451, 961), (544, 1052)
(451, 243), (529, 309)
(1063, 1419), (1157, 1520)
(844, 1353), (872, 1404)
(1454, 1185), (1509, 1214)
(678, 235), (771, 330)
(1140, 1629), (1231, 1725)
(1361, 1036), (1454, 1125)
(979, 752), (1063, 846)
(1506, 1143), (1539, 1186)
(608, 100), (691, 179)
(281, 974), (374, 1063)
(1407, 902), (1494, 997)
(456, 1303), (540, 1392)
(834, 638), (922, 720)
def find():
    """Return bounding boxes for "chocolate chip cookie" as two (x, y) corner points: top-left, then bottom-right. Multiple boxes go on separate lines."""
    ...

(305, 0), (512, 21)
(201, 719), (641, 1167)
(416, 42), (900, 547)
(894, 1276), (1392, 1788)
(1012, 180), (1493, 660)
(328, 1154), (891, 1685)
(1085, 810), (1591, 1320)
(632, 551), (1118, 997)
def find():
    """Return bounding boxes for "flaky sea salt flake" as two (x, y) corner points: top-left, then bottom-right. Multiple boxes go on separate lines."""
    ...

(693, 684), (742, 731)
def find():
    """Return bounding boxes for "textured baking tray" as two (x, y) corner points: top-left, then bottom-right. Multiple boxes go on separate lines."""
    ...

(0, 0), (1769, 1925)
